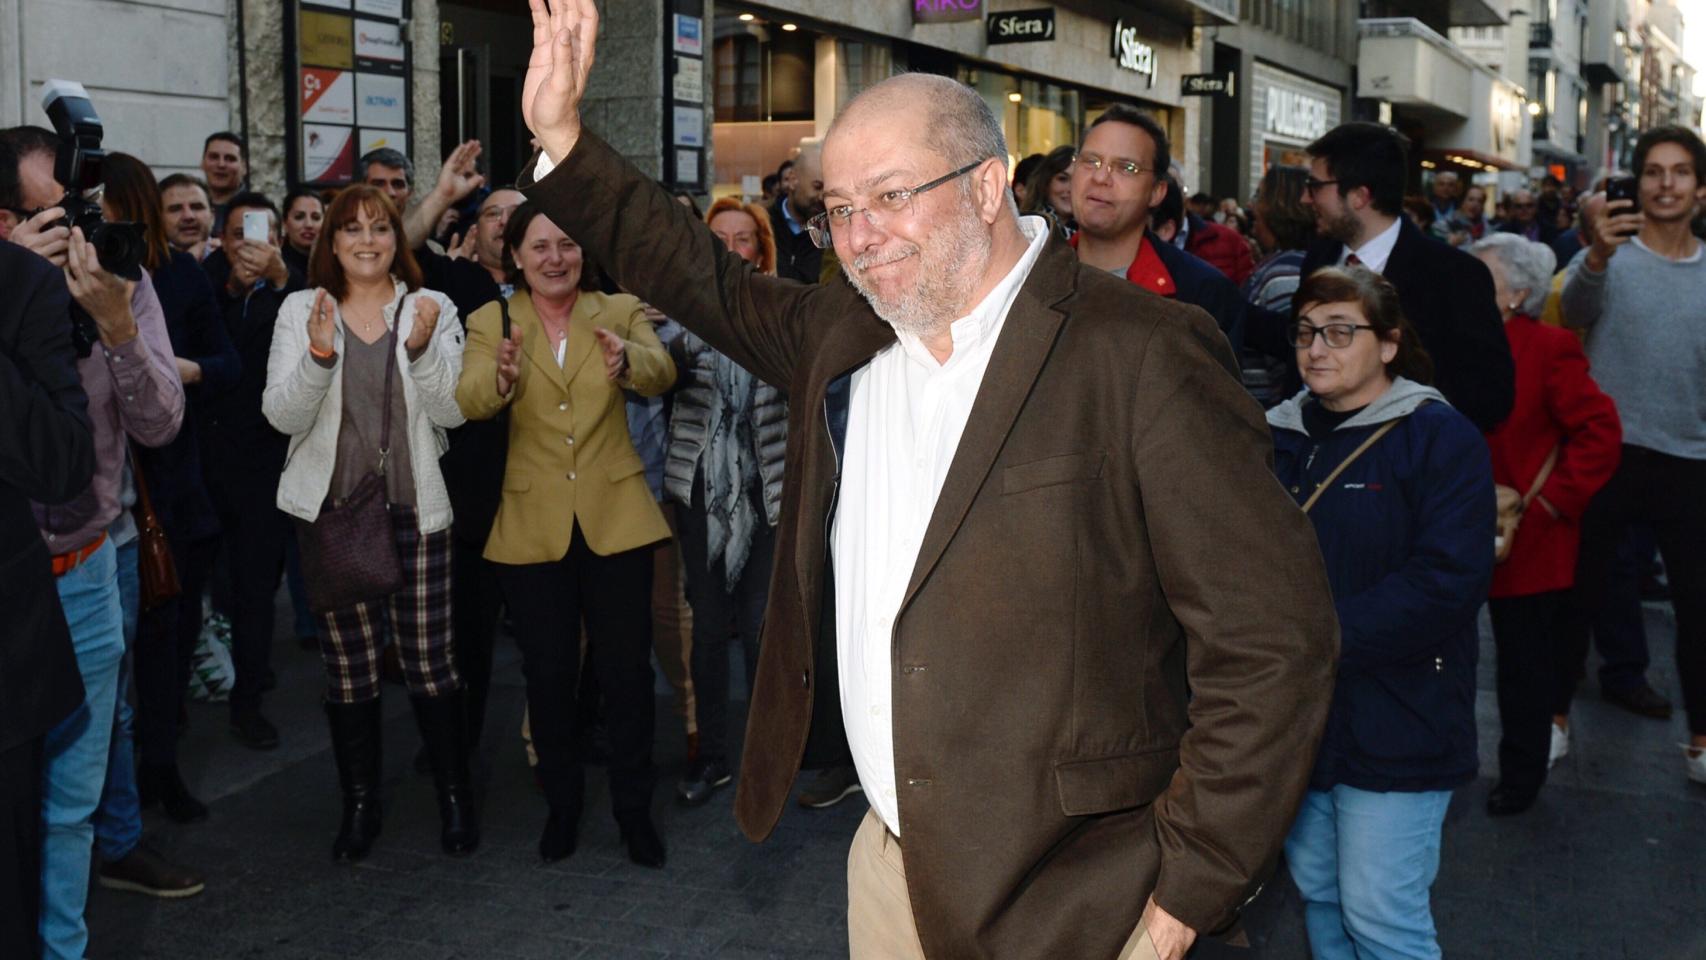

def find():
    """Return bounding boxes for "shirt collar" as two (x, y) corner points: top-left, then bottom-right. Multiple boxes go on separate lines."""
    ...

(780, 197), (804, 234)
(1343, 216), (1402, 273)
(894, 215), (1050, 369)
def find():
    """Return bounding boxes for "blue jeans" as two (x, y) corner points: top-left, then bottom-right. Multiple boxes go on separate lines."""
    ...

(41, 539), (125, 960)
(93, 540), (142, 862)
(1285, 785), (1452, 960)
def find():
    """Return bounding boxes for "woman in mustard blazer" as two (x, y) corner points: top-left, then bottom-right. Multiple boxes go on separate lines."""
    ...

(456, 202), (675, 867)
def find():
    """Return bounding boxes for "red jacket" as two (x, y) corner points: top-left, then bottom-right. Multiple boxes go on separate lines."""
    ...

(1485, 315), (1622, 598)
(1184, 215), (1254, 287)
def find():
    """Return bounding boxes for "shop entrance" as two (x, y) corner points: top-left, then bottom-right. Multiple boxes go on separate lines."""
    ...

(439, 1), (532, 186)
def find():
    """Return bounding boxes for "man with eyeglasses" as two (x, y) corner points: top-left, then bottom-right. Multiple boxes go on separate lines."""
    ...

(1297, 121), (1513, 432)
(516, 4), (1339, 958)
(471, 187), (526, 295)
(1500, 188), (1545, 243)
(1069, 104), (1250, 356)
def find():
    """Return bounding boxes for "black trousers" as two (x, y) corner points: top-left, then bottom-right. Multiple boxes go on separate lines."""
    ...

(216, 475), (292, 715)
(1561, 446), (1706, 735)
(497, 525), (655, 817)
(1488, 591), (1571, 793)
(135, 533), (217, 767)
(450, 535), (502, 748)
(0, 737), (42, 959)
(677, 481), (776, 766)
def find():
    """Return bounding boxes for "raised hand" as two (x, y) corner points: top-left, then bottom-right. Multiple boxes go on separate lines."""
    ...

(593, 326), (627, 381)
(523, 0), (598, 164)
(307, 289), (337, 356)
(434, 140), (486, 204)
(13, 207), (71, 266)
(496, 323), (523, 397)
(406, 296), (441, 354)
(64, 228), (138, 347)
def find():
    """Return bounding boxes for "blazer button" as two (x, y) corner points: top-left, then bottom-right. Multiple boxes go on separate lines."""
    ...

(801, 669), (809, 689)
(563, 436), (573, 446)
(568, 471), (577, 481)
(558, 402), (568, 411)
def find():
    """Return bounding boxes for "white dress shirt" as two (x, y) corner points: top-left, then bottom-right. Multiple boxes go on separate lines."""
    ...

(1337, 215), (1402, 274)
(833, 216), (1050, 837)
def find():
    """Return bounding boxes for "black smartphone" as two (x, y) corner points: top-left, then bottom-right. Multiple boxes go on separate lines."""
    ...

(1606, 176), (1640, 214)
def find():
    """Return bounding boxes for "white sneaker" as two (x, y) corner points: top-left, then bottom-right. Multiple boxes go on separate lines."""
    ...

(1548, 723), (1570, 769)
(1685, 745), (1706, 785)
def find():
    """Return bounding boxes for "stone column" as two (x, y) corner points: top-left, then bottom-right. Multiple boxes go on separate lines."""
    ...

(584, 0), (713, 188)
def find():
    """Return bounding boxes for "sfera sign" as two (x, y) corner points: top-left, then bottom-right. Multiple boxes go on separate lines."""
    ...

(1182, 72), (1235, 97)
(1112, 20), (1156, 88)
(987, 8), (1054, 44)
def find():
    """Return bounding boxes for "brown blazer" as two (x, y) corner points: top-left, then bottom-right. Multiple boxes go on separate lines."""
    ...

(456, 289), (675, 564)
(523, 134), (1339, 958)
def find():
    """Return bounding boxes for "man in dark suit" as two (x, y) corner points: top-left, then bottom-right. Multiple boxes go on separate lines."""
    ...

(767, 141), (827, 283)
(518, 4), (1338, 958)
(0, 236), (95, 960)
(1297, 122), (1514, 431)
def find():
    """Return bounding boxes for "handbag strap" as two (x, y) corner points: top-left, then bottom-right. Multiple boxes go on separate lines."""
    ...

(1301, 418), (1405, 514)
(126, 440), (160, 527)
(1522, 444), (1561, 508)
(377, 300), (401, 476)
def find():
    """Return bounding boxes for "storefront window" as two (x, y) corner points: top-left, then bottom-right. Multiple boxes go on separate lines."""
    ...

(958, 67), (1081, 169)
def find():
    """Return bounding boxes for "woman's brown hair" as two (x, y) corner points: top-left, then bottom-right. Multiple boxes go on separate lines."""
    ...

(1254, 164), (1316, 253)
(704, 196), (776, 276)
(500, 202), (601, 293)
(1293, 265), (1434, 384)
(308, 184), (422, 299)
(99, 152), (172, 273)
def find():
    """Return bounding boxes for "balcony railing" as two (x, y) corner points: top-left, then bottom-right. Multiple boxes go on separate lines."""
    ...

(1530, 23), (1552, 48)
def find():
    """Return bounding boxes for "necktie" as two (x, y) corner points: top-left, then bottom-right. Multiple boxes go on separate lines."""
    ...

(1345, 253), (1363, 268)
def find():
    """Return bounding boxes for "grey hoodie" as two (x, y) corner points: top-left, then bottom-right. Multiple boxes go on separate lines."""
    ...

(1267, 376), (1451, 435)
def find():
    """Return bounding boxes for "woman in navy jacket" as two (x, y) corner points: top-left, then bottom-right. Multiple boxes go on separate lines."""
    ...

(1269, 266), (1495, 960)
(103, 154), (239, 824)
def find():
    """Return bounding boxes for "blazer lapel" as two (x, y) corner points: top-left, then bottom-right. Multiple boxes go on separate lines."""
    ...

(562, 294), (602, 383)
(899, 239), (1074, 613)
(517, 294), (569, 392)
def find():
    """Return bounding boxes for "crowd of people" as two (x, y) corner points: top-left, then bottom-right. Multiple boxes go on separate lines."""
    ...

(1, 9), (1702, 956)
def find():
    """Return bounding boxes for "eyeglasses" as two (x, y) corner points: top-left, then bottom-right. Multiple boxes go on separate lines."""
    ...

(1302, 178), (1340, 195)
(1071, 152), (1152, 179)
(1288, 322), (1376, 349)
(806, 159), (984, 249)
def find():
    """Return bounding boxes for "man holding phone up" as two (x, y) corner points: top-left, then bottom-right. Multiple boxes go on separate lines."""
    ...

(1560, 125), (1706, 784)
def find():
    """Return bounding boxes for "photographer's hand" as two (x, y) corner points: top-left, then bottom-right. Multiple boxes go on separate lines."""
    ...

(14, 207), (71, 266)
(64, 228), (138, 348)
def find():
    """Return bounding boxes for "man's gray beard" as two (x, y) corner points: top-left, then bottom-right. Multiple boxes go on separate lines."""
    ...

(843, 205), (991, 340)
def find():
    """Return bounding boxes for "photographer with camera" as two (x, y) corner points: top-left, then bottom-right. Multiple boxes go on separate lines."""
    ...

(1, 89), (185, 957)
(0, 144), (96, 960)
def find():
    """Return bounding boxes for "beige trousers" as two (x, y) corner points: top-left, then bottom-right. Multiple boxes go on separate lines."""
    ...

(845, 809), (1159, 960)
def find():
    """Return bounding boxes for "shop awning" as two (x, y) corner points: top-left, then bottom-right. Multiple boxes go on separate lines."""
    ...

(1105, 0), (1237, 27)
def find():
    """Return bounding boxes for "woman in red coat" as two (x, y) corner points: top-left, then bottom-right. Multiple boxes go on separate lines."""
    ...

(1472, 234), (1622, 815)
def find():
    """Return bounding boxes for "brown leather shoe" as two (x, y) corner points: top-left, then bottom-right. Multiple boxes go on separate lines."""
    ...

(97, 842), (206, 899)
(1604, 683), (1674, 719)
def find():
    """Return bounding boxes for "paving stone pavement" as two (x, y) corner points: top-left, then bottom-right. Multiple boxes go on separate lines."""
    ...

(89, 599), (1704, 959)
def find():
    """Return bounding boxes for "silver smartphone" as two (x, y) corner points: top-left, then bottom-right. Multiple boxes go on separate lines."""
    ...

(242, 210), (269, 244)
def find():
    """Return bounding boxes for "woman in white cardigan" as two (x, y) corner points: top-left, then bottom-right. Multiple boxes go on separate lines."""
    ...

(262, 185), (471, 863)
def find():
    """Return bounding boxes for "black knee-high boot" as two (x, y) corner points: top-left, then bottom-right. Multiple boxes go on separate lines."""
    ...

(326, 699), (383, 861)
(410, 690), (479, 855)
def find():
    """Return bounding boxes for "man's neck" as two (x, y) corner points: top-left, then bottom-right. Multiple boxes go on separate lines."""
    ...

(1077, 223), (1146, 274)
(919, 220), (1030, 364)
(209, 185), (239, 206)
(1638, 217), (1700, 261)
(1348, 213), (1398, 251)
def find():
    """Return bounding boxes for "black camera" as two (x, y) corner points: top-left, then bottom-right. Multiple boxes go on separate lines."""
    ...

(40, 80), (144, 356)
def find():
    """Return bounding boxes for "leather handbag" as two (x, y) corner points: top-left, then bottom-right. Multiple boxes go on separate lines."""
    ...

(1494, 445), (1560, 563)
(130, 443), (181, 613)
(296, 321), (404, 614)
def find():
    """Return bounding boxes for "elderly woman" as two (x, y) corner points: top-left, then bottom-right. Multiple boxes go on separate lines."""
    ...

(1269, 266), (1494, 960)
(263, 185), (470, 862)
(667, 198), (788, 806)
(457, 203), (676, 868)
(1470, 234), (1621, 815)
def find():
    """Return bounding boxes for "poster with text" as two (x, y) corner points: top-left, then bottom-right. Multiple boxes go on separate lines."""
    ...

(354, 19), (405, 66)
(303, 124), (356, 183)
(300, 68), (355, 125)
(353, 0), (402, 18)
(356, 72), (407, 129)
(299, 10), (354, 69)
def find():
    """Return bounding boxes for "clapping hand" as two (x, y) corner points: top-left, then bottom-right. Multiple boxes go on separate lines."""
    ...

(496, 323), (523, 397)
(524, 0), (598, 164)
(593, 327), (628, 381)
(307, 289), (337, 357)
(406, 297), (441, 354)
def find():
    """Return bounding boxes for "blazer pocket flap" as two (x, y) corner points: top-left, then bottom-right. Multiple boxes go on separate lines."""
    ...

(1004, 451), (1105, 495)
(503, 477), (531, 493)
(604, 452), (647, 481)
(1054, 746), (1180, 817)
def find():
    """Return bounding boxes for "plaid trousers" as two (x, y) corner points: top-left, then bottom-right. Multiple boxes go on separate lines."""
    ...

(318, 504), (458, 703)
